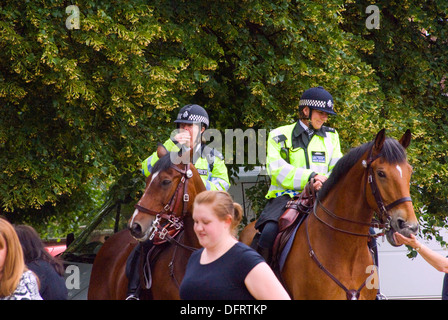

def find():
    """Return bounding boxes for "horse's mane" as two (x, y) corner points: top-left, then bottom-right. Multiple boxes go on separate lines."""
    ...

(152, 151), (192, 175)
(152, 152), (174, 174)
(318, 137), (407, 201)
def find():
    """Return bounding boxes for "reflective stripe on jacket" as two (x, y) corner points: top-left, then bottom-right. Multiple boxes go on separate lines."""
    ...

(265, 122), (342, 199)
(142, 138), (230, 191)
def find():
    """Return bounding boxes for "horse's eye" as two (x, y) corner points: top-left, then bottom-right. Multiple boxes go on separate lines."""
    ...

(161, 179), (172, 186)
(377, 170), (386, 178)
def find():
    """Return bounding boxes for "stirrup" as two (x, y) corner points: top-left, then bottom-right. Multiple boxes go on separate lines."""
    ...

(125, 294), (140, 300)
(376, 292), (388, 300)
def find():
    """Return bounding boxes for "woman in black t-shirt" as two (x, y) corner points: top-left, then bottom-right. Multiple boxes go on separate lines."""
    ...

(180, 191), (290, 300)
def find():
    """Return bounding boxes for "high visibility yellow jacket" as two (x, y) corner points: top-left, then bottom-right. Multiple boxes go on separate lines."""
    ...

(266, 121), (342, 199)
(142, 138), (230, 191)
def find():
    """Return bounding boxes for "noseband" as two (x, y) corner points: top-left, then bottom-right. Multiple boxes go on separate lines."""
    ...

(134, 163), (195, 249)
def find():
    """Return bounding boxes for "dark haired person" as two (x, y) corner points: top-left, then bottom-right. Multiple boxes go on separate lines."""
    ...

(14, 225), (67, 300)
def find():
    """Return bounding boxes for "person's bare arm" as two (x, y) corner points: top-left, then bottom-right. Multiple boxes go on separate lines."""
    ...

(244, 262), (291, 300)
(395, 233), (448, 273)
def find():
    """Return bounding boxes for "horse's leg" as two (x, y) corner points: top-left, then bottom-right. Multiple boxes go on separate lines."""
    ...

(110, 243), (135, 300)
(88, 230), (137, 300)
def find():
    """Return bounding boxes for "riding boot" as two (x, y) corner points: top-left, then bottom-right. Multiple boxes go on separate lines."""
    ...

(126, 274), (141, 300)
(256, 245), (272, 265)
(125, 243), (142, 300)
(256, 221), (277, 266)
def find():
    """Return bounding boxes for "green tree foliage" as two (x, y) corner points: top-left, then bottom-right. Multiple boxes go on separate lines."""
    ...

(342, 0), (448, 241)
(0, 0), (446, 240)
(0, 1), (184, 233)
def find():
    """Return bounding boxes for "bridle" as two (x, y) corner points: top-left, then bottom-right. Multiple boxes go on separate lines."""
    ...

(314, 145), (412, 238)
(132, 162), (199, 291)
(133, 163), (197, 251)
(362, 148), (412, 231)
(306, 144), (413, 300)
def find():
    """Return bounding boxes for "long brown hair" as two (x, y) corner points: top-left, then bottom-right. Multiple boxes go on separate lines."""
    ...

(15, 225), (65, 276)
(0, 219), (26, 298)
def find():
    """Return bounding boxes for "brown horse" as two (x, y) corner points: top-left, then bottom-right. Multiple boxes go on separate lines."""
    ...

(240, 129), (419, 299)
(88, 145), (205, 299)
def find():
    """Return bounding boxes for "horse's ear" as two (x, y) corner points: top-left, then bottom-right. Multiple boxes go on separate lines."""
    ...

(177, 147), (193, 165)
(157, 143), (168, 158)
(399, 129), (411, 149)
(373, 129), (386, 154)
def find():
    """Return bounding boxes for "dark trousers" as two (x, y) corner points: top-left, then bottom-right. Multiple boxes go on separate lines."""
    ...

(126, 240), (153, 296)
(255, 195), (290, 250)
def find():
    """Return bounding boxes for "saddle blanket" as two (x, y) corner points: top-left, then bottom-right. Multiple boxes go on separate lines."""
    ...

(277, 215), (306, 272)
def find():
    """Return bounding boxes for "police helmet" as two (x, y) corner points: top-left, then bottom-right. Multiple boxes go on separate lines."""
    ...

(299, 86), (336, 115)
(174, 104), (209, 129)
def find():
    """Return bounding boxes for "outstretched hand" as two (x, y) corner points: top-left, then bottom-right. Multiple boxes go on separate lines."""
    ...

(394, 232), (419, 248)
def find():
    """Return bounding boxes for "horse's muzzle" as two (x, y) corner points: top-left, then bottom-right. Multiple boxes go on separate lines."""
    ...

(128, 208), (156, 241)
(386, 216), (418, 247)
(129, 222), (143, 239)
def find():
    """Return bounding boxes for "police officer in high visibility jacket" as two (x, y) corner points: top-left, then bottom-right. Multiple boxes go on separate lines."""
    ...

(141, 104), (230, 191)
(255, 86), (342, 263)
(126, 104), (229, 300)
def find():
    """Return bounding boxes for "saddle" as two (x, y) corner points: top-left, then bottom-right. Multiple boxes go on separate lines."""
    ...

(272, 180), (317, 270)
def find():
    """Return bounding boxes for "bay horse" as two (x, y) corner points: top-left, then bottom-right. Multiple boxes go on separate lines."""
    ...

(88, 145), (205, 299)
(240, 129), (419, 299)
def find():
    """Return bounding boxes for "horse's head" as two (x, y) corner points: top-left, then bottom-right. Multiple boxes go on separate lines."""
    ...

(128, 145), (205, 242)
(365, 129), (418, 246)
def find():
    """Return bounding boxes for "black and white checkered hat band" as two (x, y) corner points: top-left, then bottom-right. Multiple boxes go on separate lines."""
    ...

(299, 98), (334, 111)
(177, 113), (209, 127)
(189, 114), (209, 126)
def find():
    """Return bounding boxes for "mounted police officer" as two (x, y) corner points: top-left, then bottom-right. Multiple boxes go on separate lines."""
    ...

(142, 104), (229, 191)
(255, 86), (343, 263)
(126, 104), (230, 299)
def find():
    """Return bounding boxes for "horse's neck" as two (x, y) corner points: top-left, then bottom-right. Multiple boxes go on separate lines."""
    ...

(183, 216), (201, 248)
(325, 165), (373, 223)
(316, 168), (374, 248)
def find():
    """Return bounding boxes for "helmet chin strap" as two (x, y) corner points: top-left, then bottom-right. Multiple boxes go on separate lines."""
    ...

(308, 108), (316, 130)
(300, 107), (316, 132)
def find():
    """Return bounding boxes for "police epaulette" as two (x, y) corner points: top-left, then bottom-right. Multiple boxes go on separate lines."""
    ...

(273, 134), (288, 143)
(323, 126), (335, 133)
